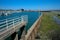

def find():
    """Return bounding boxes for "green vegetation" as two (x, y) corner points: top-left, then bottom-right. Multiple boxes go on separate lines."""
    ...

(39, 12), (60, 40)
(58, 16), (60, 19)
(53, 12), (60, 19)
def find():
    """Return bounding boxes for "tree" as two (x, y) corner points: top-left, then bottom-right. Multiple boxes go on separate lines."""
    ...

(21, 9), (24, 11)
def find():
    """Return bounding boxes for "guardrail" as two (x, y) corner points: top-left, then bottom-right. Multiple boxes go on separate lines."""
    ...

(0, 15), (28, 33)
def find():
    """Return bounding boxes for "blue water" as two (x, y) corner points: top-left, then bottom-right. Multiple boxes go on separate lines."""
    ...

(53, 16), (60, 24)
(0, 12), (41, 40)
(0, 12), (41, 31)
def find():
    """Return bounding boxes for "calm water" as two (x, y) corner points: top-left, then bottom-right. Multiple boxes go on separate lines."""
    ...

(53, 16), (60, 24)
(0, 12), (41, 40)
(0, 12), (41, 30)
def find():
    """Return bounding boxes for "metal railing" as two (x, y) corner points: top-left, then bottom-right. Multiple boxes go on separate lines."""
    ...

(0, 15), (28, 33)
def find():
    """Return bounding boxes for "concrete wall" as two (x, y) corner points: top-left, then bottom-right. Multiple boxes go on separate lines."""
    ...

(25, 15), (42, 40)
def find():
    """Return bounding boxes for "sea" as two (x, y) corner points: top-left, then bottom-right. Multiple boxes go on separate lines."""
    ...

(0, 12), (41, 40)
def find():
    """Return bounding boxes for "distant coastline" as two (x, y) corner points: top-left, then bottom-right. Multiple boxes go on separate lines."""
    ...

(40, 10), (60, 12)
(0, 9), (60, 12)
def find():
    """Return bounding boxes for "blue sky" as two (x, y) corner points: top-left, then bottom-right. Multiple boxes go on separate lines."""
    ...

(0, 0), (60, 10)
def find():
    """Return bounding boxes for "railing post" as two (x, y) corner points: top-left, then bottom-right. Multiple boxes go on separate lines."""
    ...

(21, 16), (24, 23)
(6, 19), (8, 29)
(13, 19), (14, 27)
(25, 15), (28, 24)
(21, 15), (28, 24)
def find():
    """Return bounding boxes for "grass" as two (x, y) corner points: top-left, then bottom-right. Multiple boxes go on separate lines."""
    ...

(38, 12), (60, 40)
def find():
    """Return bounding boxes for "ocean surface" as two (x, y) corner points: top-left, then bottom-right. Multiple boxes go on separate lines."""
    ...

(0, 12), (41, 40)
(0, 12), (41, 30)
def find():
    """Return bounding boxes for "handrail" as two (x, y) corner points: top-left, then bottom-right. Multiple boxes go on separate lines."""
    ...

(0, 16), (21, 22)
(0, 15), (28, 32)
(0, 19), (21, 32)
(0, 16), (21, 25)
